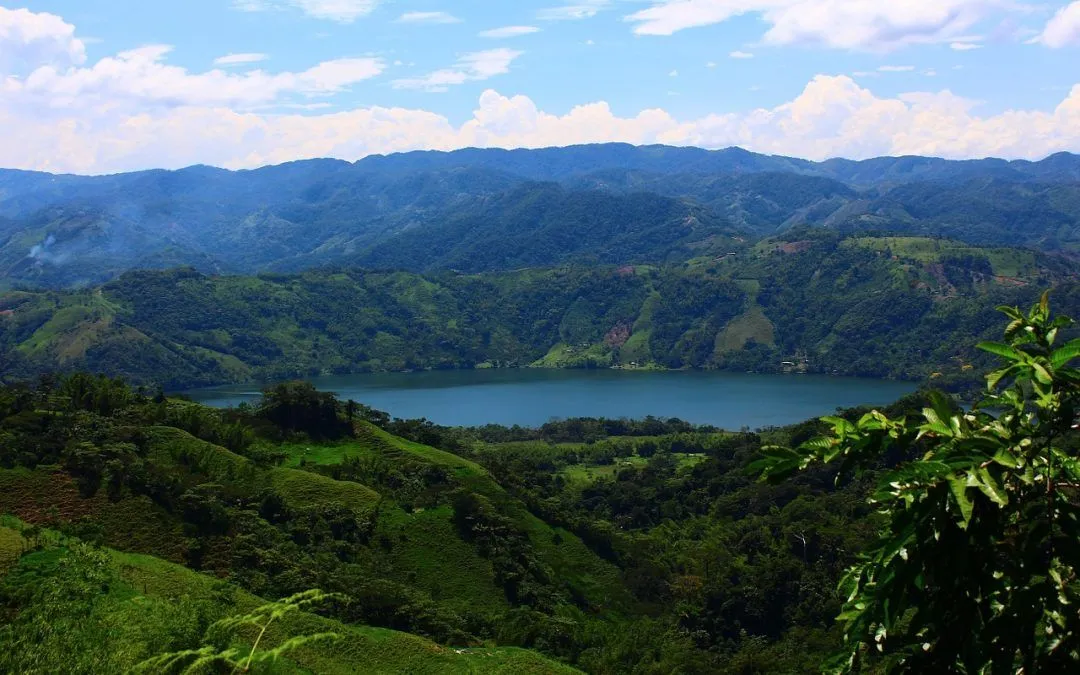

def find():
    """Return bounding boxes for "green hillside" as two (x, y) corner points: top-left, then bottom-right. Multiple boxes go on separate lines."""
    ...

(3, 233), (1078, 390)
(0, 371), (917, 672)
(0, 520), (578, 674)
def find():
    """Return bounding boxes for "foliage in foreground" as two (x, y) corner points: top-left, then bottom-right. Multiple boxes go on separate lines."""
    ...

(134, 589), (341, 674)
(757, 293), (1080, 672)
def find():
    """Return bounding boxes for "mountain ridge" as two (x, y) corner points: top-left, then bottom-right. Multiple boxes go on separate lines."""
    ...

(3, 143), (1080, 288)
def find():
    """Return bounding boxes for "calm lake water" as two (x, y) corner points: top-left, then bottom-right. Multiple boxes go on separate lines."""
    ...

(183, 369), (915, 430)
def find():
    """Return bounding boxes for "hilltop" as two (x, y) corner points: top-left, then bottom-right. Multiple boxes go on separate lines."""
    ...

(2, 144), (1080, 287)
(2, 231), (1078, 389)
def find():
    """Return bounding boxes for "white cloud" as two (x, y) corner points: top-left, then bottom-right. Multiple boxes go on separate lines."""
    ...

(480, 26), (541, 38)
(397, 11), (461, 24)
(392, 49), (523, 92)
(214, 53), (270, 66)
(729, 50), (754, 58)
(706, 61), (717, 67)
(6, 74), (1080, 175)
(1038, 1), (1080, 47)
(538, 0), (611, 20)
(669, 69), (679, 76)
(878, 65), (915, 72)
(923, 69), (938, 76)
(4, 7), (1080, 175)
(233, 0), (382, 22)
(0, 6), (86, 74)
(625, 0), (1012, 51)
(3, 43), (382, 112)
(950, 41), (983, 50)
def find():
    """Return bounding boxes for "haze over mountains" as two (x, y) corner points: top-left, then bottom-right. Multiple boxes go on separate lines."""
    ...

(3, 143), (1080, 287)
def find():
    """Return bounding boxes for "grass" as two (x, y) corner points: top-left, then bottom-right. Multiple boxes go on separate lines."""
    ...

(1, 542), (580, 674)
(269, 468), (381, 513)
(714, 305), (776, 353)
(14, 293), (124, 360)
(560, 453), (707, 487)
(0, 526), (24, 576)
(365, 424), (488, 479)
(346, 428), (631, 614)
(379, 505), (510, 617)
(562, 457), (648, 485)
(531, 342), (614, 368)
(0, 419), (628, 660)
(845, 236), (1040, 279)
(280, 440), (376, 468)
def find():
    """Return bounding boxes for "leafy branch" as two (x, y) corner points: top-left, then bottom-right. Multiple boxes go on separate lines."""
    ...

(133, 589), (344, 674)
(754, 292), (1080, 672)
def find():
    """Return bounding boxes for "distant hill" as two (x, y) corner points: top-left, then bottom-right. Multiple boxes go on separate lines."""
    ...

(2, 144), (1080, 287)
(3, 233), (1078, 390)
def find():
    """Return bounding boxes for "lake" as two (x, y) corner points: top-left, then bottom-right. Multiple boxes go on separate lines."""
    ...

(184, 369), (915, 429)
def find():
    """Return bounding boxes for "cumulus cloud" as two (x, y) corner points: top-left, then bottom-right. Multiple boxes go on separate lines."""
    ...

(950, 41), (983, 50)
(729, 50), (754, 58)
(480, 26), (541, 38)
(397, 11), (461, 24)
(2, 43), (382, 113)
(3, 7), (1080, 175)
(214, 52), (270, 66)
(392, 49), (523, 92)
(625, 0), (1012, 51)
(5, 74), (1080, 175)
(0, 6), (86, 73)
(1038, 1), (1080, 47)
(233, 0), (382, 22)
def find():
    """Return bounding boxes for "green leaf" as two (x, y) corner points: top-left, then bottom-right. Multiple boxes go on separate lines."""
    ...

(975, 467), (1008, 506)
(977, 341), (1023, 362)
(991, 448), (1019, 469)
(1031, 361), (1054, 385)
(948, 475), (974, 528)
(986, 365), (1016, 390)
(1051, 339), (1080, 369)
(1004, 318), (1025, 338)
(751, 446), (806, 482)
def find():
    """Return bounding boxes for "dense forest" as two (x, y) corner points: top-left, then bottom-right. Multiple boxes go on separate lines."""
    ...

(2, 296), (1080, 672)
(0, 368), (911, 672)
(3, 144), (1080, 287)
(3, 231), (1079, 390)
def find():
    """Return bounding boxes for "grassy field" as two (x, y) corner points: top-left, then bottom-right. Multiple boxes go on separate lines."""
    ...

(714, 305), (776, 353)
(844, 236), (1040, 278)
(0, 526), (23, 576)
(561, 454), (707, 486)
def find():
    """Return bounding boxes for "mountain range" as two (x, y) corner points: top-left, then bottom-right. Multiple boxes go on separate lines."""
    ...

(3, 144), (1080, 287)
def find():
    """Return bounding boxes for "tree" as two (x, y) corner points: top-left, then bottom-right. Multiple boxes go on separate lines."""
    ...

(256, 382), (350, 440)
(755, 292), (1080, 672)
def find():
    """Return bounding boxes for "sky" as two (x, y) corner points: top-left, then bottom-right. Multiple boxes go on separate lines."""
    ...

(1, 0), (1079, 174)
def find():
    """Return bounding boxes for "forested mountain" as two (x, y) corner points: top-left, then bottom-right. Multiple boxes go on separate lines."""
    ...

(3, 232), (1078, 389)
(2, 144), (1080, 287)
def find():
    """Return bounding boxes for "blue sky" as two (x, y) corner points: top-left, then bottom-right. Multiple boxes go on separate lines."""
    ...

(2, 1), (1080, 172)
